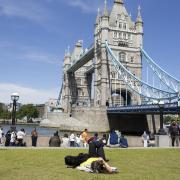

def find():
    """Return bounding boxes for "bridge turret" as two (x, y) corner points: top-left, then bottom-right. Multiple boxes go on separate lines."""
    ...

(103, 0), (109, 17)
(135, 5), (143, 47)
(114, 0), (124, 4)
(63, 47), (71, 71)
(94, 8), (100, 36)
(93, 0), (110, 107)
(100, 0), (109, 43)
(71, 40), (83, 63)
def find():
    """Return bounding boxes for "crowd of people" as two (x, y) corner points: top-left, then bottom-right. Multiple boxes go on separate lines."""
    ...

(0, 126), (129, 148)
(1, 123), (180, 148)
(48, 128), (128, 148)
(0, 126), (26, 146)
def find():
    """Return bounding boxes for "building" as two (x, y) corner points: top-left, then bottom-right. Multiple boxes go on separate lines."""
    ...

(61, 0), (143, 112)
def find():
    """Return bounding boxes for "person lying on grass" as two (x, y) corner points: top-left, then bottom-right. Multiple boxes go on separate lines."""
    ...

(77, 157), (118, 173)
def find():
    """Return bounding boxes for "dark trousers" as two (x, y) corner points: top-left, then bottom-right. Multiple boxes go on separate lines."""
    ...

(32, 137), (38, 147)
(17, 139), (23, 146)
(88, 141), (106, 160)
(70, 141), (75, 147)
(171, 136), (178, 147)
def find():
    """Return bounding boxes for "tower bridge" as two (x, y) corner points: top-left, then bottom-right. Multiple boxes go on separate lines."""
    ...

(43, 0), (180, 134)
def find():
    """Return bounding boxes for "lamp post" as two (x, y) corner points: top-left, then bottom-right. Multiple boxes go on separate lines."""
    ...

(11, 93), (19, 125)
(158, 102), (166, 135)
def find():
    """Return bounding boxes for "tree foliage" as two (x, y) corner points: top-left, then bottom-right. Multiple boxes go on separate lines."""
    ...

(0, 104), (11, 119)
(17, 104), (39, 120)
(164, 115), (180, 124)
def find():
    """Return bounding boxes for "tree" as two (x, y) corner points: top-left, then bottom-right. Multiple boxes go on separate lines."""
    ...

(17, 104), (39, 121)
(0, 104), (11, 119)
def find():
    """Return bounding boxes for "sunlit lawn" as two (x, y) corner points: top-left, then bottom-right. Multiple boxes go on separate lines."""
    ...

(0, 148), (180, 180)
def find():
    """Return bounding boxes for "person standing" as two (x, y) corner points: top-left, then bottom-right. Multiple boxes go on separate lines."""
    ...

(31, 128), (38, 147)
(75, 134), (81, 147)
(0, 127), (4, 145)
(49, 131), (61, 147)
(177, 120), (180, 144)
(17, 128), (26, 146)
(61, 134), (69, 147)
(169, 121), (179, 147)
(5, 129), (11, 146)
(10, 130), (17, 146)
(81, 129), (89, 147)
(69, 133), (75, 147)
(142, 131), (149, 147)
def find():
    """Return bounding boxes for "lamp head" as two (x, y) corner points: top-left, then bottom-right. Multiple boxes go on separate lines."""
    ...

(11, 92), (19, 101)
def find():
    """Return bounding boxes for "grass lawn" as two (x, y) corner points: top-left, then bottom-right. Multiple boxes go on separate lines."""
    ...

(0, 148), (180, 180)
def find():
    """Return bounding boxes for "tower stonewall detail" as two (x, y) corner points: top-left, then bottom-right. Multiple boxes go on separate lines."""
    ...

(41, 0), (150, 132)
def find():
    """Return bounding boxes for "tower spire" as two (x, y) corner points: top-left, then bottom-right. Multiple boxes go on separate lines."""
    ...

(114, 0), (124, 4)
(96, 8), (100, 24)
(103, 0), (109, 17)
(136, 5), (143, 23)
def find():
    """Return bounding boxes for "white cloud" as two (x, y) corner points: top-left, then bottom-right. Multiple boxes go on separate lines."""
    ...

(0, 41), (61, 65)
(22, 52), (60, 65)
(0, 83), (59, 104)
(62, 0), (103, 13)
(0, 0), (50, 24)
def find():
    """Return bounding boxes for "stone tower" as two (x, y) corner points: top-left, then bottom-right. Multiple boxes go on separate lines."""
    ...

(94, 0), (143, 107)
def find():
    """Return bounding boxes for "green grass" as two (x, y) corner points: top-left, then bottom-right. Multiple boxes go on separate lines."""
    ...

(0, 148), (180, 180)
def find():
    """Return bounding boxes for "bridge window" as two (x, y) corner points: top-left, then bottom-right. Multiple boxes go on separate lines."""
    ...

(118, 41), (128, 47)
(119, 22), (122, 29)
(123, 33), (126, 40)
(76, 78), (82, 86)
(123, 23), (126, 30)
(119, 32), (122, 39)
(114, 32), (117, 38)
(131, 57), (134, 62)
(78, 88), (81, 95)
(111, 72), (116, 78)
(119, 52), (126, 62)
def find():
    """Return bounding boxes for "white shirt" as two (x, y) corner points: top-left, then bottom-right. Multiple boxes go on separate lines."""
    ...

(17, 131), (26, 139)
(10, 132), (16, 143)
(75, 136), (81, 144)
(0, 129), (3, 138)
(61, 137), (69, 147)
(69, 133), (75, 142)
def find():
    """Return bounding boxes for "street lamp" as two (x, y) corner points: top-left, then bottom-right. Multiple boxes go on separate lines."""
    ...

(158, 102), (166, 135)
(11, 93), (19, 125)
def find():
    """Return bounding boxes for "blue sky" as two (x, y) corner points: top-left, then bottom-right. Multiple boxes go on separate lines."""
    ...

(0, 0), (180, 104)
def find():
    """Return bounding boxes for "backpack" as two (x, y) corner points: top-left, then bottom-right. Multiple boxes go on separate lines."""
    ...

(65, 153), (90, 168)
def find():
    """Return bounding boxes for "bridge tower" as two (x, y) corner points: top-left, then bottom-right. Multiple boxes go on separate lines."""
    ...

(94, 0), (143, 107)
(52, 0), (145, 132)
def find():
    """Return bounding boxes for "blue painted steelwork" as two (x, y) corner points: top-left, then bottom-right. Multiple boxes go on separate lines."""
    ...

(107, 103), (180, 114)
(105, 41), (178, 101)
(141, 48), (180, 92)
(57, 81), (63, 106)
